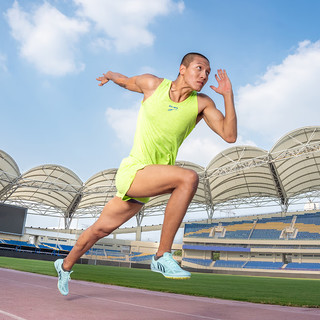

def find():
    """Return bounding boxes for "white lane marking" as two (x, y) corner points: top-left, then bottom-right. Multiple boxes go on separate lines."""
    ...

(66, 292), (223, 320)
(0, 309), (27, 320)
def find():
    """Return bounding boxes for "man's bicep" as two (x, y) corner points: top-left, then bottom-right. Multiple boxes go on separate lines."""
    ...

(121, 76), (144, 93)
(202, 103), (225, 135)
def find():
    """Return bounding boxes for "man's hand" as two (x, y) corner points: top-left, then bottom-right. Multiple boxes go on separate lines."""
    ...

(96, 73), (110, 86)
(210, 69), (232, 96)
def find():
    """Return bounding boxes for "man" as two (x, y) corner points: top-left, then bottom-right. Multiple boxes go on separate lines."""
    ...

(54, 52), (237, 295)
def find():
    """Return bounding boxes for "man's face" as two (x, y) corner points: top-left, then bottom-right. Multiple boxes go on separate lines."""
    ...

(180, 57), (211, 91)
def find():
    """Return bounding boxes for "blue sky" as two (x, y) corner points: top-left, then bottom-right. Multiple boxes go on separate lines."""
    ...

(1, 0), (320, 183)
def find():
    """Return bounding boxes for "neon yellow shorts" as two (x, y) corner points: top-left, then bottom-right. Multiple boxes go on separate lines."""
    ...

(115, 156), (150, 204)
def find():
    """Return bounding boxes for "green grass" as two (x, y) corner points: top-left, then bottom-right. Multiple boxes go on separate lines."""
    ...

(0, 256), (319, 308)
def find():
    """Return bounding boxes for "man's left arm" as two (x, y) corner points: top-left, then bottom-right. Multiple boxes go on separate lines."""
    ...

(200, 69), (237, 143)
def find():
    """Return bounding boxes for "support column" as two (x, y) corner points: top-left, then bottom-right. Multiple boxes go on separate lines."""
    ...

(203, 174), (214, 223)
(136, 226), (142, 241)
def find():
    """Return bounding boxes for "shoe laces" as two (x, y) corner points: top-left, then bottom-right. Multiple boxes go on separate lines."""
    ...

(163, 253), (181, 270)
(61, 269), (73, 282)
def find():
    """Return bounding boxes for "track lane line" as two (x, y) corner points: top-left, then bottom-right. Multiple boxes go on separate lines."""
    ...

(0, 309), (27, 320)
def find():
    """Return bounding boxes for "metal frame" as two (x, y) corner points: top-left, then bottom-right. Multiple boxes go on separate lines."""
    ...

(0, 126), (319, 229)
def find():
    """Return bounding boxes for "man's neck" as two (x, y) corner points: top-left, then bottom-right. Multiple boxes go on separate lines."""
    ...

(170, 77), (194, 103)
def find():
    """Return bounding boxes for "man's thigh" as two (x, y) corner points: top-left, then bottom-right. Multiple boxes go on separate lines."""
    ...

(126, 164), (196, 199)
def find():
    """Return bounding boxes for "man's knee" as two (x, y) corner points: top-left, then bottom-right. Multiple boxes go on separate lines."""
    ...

(90, 225), (110, 240)
(182, 169), (199, 189)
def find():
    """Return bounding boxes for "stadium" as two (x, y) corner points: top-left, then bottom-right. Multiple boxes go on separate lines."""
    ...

(1, 125), (320, 280)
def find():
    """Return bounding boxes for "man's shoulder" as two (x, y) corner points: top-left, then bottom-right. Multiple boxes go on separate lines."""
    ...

(137, 74), (163, 91)
(197, 93), (216, 113)
(197, 93), (214, 105)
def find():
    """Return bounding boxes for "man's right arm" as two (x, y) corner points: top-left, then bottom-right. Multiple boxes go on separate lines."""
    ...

(96, 71), (162, 97)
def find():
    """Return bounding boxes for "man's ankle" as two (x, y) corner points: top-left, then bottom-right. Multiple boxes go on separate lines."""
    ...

(62, 260), (71, 272)
(155, 251), (171, 260)
(154, 254), (163, 261)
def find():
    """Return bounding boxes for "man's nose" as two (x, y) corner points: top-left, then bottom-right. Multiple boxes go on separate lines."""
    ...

(200, 71), (207, 80)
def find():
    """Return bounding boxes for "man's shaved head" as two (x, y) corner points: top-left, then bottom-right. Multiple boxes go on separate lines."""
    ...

(180, 52), (210, 67)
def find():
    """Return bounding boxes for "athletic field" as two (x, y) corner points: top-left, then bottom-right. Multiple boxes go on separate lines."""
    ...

(0, 256), (319, 308)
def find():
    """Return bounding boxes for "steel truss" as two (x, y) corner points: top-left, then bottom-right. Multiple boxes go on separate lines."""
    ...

(1, 137), (319, 229)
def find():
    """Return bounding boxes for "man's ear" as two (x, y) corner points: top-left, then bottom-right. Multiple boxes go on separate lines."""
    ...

(179, 64), (186, 76)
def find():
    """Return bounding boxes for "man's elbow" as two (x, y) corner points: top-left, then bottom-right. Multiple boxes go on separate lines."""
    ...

(225, 133), (237, 143)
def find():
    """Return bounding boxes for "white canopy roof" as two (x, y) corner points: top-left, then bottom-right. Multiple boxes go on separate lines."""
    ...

(1, 126), (319, 227)
(206, 146), (278, 206)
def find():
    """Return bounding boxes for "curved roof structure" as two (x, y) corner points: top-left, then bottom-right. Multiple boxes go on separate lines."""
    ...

(206, 146), (279, 207)
(270, 126), (320, 200)
(77, 169), (117, 217)
(1, 126), (320, 228)
(0, 150), (20, 192)
(1, 164), (83, 226)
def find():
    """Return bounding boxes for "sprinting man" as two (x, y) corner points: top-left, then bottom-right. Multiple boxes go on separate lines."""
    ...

(54, 52), (237, 295)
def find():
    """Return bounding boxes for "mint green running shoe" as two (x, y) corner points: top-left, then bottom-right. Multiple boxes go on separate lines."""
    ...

(54, 259), (73, 296)
(151, 252), (191, 279)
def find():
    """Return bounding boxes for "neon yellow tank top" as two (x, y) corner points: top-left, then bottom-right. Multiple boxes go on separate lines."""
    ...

(130, 78), (198, 165)
(115, 78), (198, 203)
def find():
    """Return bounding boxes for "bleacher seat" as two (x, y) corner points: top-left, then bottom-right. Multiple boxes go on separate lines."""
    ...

(286, 262), (320, 270)
(4, 240), (36, 248)
(183, 258), (213, 266)
(213, 260), (246, 268)
(59, 244), (73, 251)
(184, 223), (217, 238)
(244, 261), (283, 269)
(223, 230), (251, 239)
(296, 213), (320, 225)
(250, 229), (282, 239)
(130, 254), (153, 262)
(295, 232), (320, 240)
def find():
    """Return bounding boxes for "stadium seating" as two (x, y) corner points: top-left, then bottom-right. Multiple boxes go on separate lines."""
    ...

(295, 232), (320, 240)
(249, 229), (282, 239)
(38, 242), (59, 250)
(285, 262), (320, 270)
(59, 244), (73, 251)
(223, 230), (251, 239)
(294, 213), (320, 239)
(129, 253), (153, 262)
(3, 239), (36, 248)
(184, 223), (217, 238)
(183, 212), (320, 272)
(213, 260), (246, 268)
(0, 239), (39, 254)
(184, 215), (313, 240)
(211, 260), (284, 270)
(243, 261), (283, 270)
(183, 258), (213, 267)
(296, 213), (320, 225)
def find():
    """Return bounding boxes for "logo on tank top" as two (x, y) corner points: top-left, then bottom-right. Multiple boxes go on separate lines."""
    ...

(168, 105), (178, 111)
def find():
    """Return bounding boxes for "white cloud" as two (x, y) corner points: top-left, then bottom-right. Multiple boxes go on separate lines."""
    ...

(6, 1), (89, 76)
(105, 103), (140, 145)
(0, 53), (8, 72)
(5, 0), (184, 74)
(237, 40), (320, 142)
(139, 65), (157, 75)
(74, 0), (184, 52)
